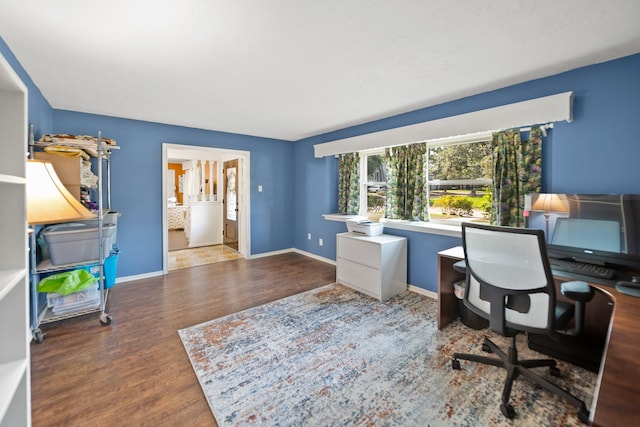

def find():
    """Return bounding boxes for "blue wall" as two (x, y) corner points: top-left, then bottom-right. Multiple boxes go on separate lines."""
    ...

(294, 53), (640, 292)
(3, 35), (296, 278)
(4, 35), (640, 289)
(51, 111), (294, 276)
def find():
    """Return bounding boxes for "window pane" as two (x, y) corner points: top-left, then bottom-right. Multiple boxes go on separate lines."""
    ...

(226, 167), (237, 221)
(366, 154), (387, 214)
(428, 141), (492, 223)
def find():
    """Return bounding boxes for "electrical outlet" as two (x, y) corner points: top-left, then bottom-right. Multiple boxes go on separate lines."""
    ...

(307, 233), (311, 240)
(319, 238), (323, 246)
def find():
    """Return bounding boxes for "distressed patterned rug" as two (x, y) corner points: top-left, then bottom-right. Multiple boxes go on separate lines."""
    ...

(178, 284), (596, 426)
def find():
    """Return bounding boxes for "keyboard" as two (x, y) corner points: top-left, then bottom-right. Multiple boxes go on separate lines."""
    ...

(549, 258), (616, 280)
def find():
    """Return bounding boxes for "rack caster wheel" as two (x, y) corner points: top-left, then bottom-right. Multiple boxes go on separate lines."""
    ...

(550, 366), (562, 377)
(100, 314), (112, 326)
(481, 342), (492, 353)
(33, 329), (44, 344)
(451, 358), (461, 370)
(500, 403), (515, 419)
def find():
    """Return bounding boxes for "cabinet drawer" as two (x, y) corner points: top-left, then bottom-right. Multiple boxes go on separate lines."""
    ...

(337, 258), (381, 298)
(337, 236), (380, 268)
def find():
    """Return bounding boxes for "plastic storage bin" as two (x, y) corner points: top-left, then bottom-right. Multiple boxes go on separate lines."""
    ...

(42, 223), (117, 265)
(78, 211), (120, 253)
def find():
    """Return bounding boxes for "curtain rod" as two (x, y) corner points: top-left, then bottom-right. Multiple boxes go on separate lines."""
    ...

(519, 123), (553, 136)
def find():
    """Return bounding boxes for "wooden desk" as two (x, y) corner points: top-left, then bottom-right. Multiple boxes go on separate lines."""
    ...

(437, 246), (640, 427)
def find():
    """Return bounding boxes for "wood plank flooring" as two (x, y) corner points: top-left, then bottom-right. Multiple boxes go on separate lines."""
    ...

(30, 252), (336, 426)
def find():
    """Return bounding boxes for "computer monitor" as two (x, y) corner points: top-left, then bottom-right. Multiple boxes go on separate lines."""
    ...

(526, 194), (640, 271)
(551, 218), (621, 253)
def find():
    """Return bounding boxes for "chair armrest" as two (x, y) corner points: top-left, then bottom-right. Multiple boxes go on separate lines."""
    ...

(560, 281), (594, 336)
(561, 281), (594, 303)
(453, 260), (467, 274)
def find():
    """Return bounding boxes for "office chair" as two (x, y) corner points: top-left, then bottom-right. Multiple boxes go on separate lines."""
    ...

(451, 222), (593, 422)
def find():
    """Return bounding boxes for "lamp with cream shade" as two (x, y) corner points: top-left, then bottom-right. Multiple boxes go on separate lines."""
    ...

(531, 193), (569, 241)
(26, 159), (96, 224)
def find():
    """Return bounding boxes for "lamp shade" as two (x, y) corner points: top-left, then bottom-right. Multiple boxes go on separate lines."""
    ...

(531, 194), (569, 214)
(26, 160), (96, 225)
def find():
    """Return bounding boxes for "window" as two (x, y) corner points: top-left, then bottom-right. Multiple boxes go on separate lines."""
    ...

(362, 150), (387, 216)
(428, 141), (492, 223)
(358, 140), (492, 225)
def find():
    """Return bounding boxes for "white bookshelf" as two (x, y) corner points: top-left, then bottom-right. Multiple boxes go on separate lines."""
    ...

(0, 51), (31, 426)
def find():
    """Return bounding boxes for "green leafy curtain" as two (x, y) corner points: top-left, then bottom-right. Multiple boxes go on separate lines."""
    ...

(385, 143), (429, 221)
(491, 126), (543, 226)
(337, 152), (360, 215)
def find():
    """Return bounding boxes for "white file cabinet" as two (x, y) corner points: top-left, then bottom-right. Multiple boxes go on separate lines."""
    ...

(336, 232), (407, 301)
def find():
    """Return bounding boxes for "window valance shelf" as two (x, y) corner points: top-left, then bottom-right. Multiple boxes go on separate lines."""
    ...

(314, 91), (573, 158)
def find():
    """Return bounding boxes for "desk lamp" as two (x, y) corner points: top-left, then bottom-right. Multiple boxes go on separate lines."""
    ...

(531, 194), (569, 242)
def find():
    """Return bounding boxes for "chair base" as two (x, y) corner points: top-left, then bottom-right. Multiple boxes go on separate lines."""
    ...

(452, 336), (589, 423)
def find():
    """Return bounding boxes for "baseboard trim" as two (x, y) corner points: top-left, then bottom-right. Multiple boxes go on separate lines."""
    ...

(248, 248), (295, 259)
(117, 270), (164, 284)
(250, 248), (336, 265)
(290, 249), (336, 265)
(408, 284), (438, 300)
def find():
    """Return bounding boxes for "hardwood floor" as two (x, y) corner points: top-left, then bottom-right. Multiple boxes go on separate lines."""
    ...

(30, 252), (336, 426)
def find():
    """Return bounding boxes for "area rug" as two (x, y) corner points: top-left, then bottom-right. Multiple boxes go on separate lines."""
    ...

(178, 284), (596, 426)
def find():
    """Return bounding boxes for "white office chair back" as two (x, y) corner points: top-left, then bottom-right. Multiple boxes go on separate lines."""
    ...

(463, 223), (553, 331)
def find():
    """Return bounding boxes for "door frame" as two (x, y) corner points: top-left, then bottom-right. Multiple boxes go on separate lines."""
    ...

(161, 143), (251, 274)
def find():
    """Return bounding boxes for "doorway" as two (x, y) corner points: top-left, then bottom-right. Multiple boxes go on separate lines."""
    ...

(162, 144), (251, 274)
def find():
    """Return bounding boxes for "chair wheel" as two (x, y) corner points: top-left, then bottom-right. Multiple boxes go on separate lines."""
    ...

(452, 359), (461, 370)
(482, 342), (492, 353)
(500, 403), (515, 419)
(549, 366), (562, 377)
(577, 408), (590, 424)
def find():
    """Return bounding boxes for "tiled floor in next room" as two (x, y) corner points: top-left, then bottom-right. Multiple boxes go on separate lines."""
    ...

(168, 229), (243, 270)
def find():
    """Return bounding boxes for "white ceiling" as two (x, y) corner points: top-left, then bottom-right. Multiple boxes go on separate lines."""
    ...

(2, 1), (640, 141)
